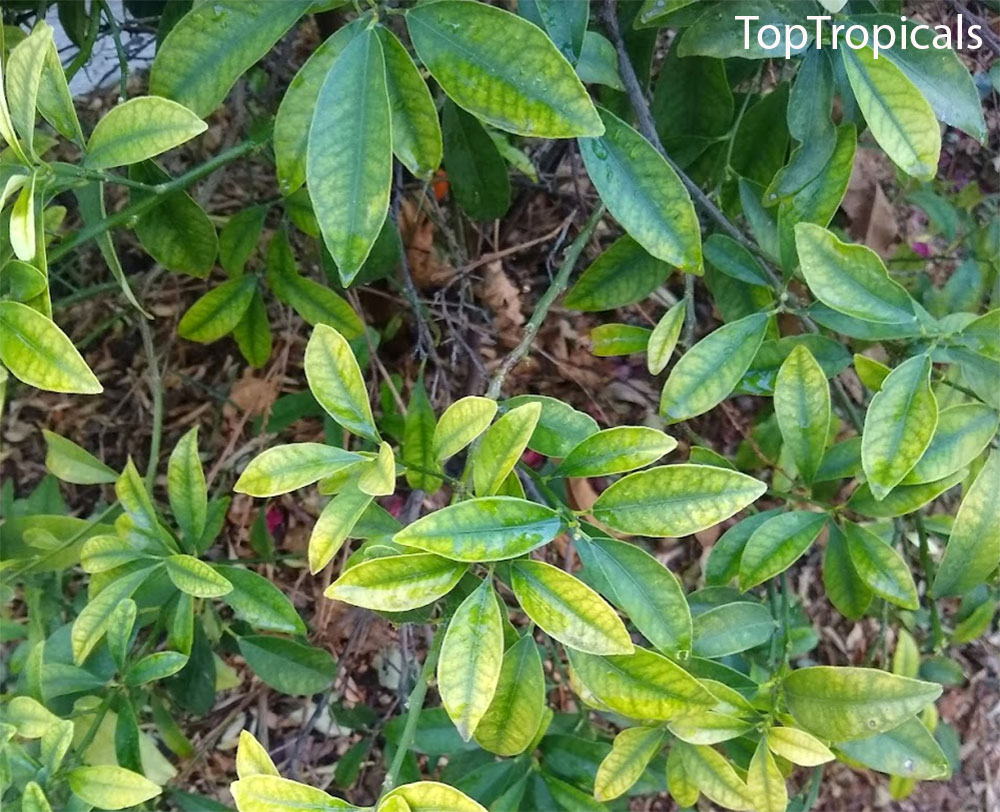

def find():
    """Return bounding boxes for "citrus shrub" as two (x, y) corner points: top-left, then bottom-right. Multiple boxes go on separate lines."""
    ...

(0, 1), (997, 811)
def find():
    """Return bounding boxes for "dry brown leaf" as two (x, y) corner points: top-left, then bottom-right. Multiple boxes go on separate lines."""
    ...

(478, 261), (525, 347)
(225, 371), (279, 419)
(399, 199), (454, 287)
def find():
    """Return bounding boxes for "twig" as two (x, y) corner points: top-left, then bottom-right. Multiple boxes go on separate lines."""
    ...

(49, 138), (266, 263)
(381, 623), (445, 793)
(100, 0), (128, 100)
(486, 205), (605, 399)
(914, 513), (944, 652)
(137, 317), (163, 491)
(456, 215), (575, 277)
(949, 0), (1000, 55)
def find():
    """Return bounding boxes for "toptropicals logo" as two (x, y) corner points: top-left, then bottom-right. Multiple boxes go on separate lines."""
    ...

(736, 14), (985, 60)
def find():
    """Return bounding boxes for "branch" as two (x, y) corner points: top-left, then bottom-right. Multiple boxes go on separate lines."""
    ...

(49, 137), (266, 263)
(601, 0), (864, 432)
(486, 204), (604, 399)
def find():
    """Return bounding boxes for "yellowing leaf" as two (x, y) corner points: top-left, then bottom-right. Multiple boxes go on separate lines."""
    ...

(167, 426), (207, 545)
(903, 404), (998, 485)
(675, 742), (755, 811)
(177, 277), (257, 343)
(840, 44), (940, 180)
(383, 781), (485, 812)
(511, 560), (632, 655)
(568, 647), (715, 720)
(836, 716), (950, 780)
(594, 726), (665, 801)
(660, 313), (770, 421)
(67, 765), (161, 810)
(472, 402), (540, 496)
(230, 774), (355, 812)
(774, 345), (830, 483)
(747, 737), (788, 812)
(579, 108), (701, 272)
(438, 580), (504, 740)
(668, 711), (754, 745)
(308, 483), (373, 573)
(646, 298), (686, 376)
(236, 730), (279, 779)
(406, 1), (601, 138)
(861, 355), (937, 500)
(304, 324), (379, 442)
(42, 430), (117, 484)
(843, 521), (918, 609)
(84, 97), (206, 169)
(783, 666), (941, 741)
(738, 511), (827, 591)
(71, 567), (155, 664)
(592, 464), (766, 538)
(166, 555), (233, 598)
(325, 553), (466, 612)
(766, 726), (834, 766)
(934, 449), (1000, 597)
(235, 444), (365, 497)
(394, 497), (563, 562)
(358, 442), (396, 497)
(555, 427), (676, 478)
(433, 396), (497, 461)
(0, 302), (101, 394)
(474, 634), (545, 756)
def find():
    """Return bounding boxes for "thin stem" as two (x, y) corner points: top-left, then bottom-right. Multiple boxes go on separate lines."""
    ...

(138, 317), (164, 491)
(51, 164), (159, 192)
(381, 623), (445, 793)
(914, 513), (944, 652)
(486, 205), (604, 399)
(100, 0), (128, 100)
(49, 138), (265, 263)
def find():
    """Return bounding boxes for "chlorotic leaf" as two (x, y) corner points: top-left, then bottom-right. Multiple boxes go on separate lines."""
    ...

(555, 427), (676, 477)
(84, 97), (206, 169)
(738, 511), (827, 591)
(474, 635), (545, 756)
(67, 766), (161, 810)
(167, 426), (207, 545)
(308, 483), (372, 574)
(236, 730), (279, 779)
(594, 726), (665, 802)
(774, 344), (830, 483)
(383, 781), (485, 812)
(511, 560), (633, 655)
(472, 402), (540, 497)
(592, 464), (766, 537)
(674, 742), (755, 811)
(406, 1), (601, 138)
(438, 580), (504, 740)
(304, 324), (379, 442)
(166, 555), (233, 598)
(42, 430), (117, 484)
(433, 397), (497, 462)
(325, 553), (466, 612)
(177, 276), (257, 343)
(747, 737), (788, 812)
(565, 235), (670, 312)
(235, 444), (364, 497)
(766, 726), (835, 766)
(231, 775), (355, 812)
(843, 521), (919, 610)
(647, 299), (687, 375)
(903, 404), (998, 485)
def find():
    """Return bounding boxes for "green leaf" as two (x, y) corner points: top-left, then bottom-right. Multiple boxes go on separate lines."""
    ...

(236, 730), (279, 779)
(659, 312), (769, 422)
(67, 765), (161, 810)
(472, 402), (540, 496)
(149, 0), (312, 117)
(840, 44), (940, 180)
(903, 404), (998, 485)
(125, 651), (189, 686)
(42, 430), (117, 484)
(795, 223), (915, 325)
(232, 288), (272, 368)
(766, 726), (834, 766)
(814, 436), (863, 484)
(595, 727), (665, 802)
(107, 600), (137, 671)
(565, 235), (670, 312)
(238, 635), (335, 695)
(231, 775), (356, 812)
(738, 511), (827, 591)
(177, 276), (257, 343)
(843, 521), (918, 610)
(692, 602), (775, 658)
(219, 205), (267, 277)
(394, 497), (563, 562)
(383, 781), (486, 812)
(579, 107), (700, 272)
(0, 302), (101, 394)
(555, 427), (676, 478)
(273, 17), (365, 195)
(934, 449), (1000, 597)
(72, 567), (155, 664)
(403, 378), (440, 492)
(674, 742), (755, 811)
(855, 353), (890, 391)
(166, 555), (233, 598)
(575, 30), (624, 91)
(406, 0), (601, 138)
(837, 716), (950, 780)
(35, 23), (83, 143)
(575, 534), (692, 656)
(783, 666), (941, 741)
(704, 234), (769, 287)
(568, 647), (714, 720)
(216, 566), (306, 635)
(307, 28), (392, 284)
(774, 345), (830, 483)
(511, 560), (632, 655)
(532, 0), (588, 63)
(168, 426), (207, 545)
(668, 711), (755, 743)
(433, 396), (497, 461)
(592, 464), (766, 538)
(679, 0), (805, 59)
(80, 536), (147, 574)
(747, 737), (787, 812)
(441, 100), (511, 221)
(235, 443), (364, 497)
(861, 355), (938, 500)
(21, 782), (53, 812)
(646, 299), (686, 375)
(502, 394), (599, 457)
(847, 469), (966, 520)
(84, 97), (206, 169)
(304, 324), (379, 442)
(378, 26), (442, 179)
(326, 553), (466, 612)
(308, 482), (372, 573)
(474, 635), (545, 756)
(822, 523), (872, 621)
(439, 580), (504, 740)
(705, 509), (784, 586)
(129, 161), (218, 277)
(666, 745), (699, 808)
(591, 323), (651, 356)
